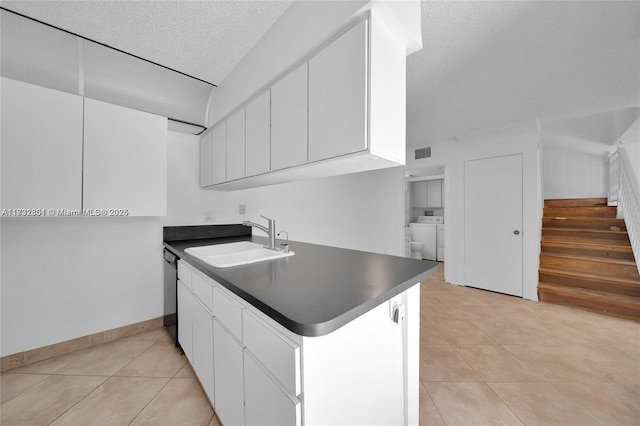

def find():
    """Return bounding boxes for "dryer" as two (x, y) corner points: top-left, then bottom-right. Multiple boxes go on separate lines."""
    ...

(436, 224), (445, 262)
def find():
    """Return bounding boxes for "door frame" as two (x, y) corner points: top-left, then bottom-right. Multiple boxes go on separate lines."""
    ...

(463, 153), (524, 296)
(454, 143), (542, 301)
(403, 165), (446, 257)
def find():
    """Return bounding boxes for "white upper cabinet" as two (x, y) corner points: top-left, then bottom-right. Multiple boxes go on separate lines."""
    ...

(83, 98), (167, 216)
(245, 90), (271, 177)
(411, 181), (427, 208)
(211, 122), (227, 185)
(226, 109), (246, 181)
(1, 78), (167, 216)
(271, 63), (308, 171)
(200, 131), (214, 187)
(1, 78), (83, 210)
(411, 179), (443, 208)
(427, 179), (443, 208)
(204, 13), (409, 191)
(309, 20), (367, 162)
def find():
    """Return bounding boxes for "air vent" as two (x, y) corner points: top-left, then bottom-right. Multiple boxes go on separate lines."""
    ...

(414, 147), (431, 160)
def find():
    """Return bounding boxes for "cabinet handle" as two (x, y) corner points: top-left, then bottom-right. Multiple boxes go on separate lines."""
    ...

(513, 230), (520, 235)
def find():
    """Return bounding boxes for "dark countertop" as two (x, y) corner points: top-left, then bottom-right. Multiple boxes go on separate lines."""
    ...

(164, 233), (438, 337)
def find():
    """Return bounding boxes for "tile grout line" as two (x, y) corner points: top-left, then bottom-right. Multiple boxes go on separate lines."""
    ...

(483, 381), (528, 426)
(126, 376), (174, 426)
(420, 380), (447, 425)
(111, 340), (160, 378)
(0, 373), (51, 406)
(47, 338), (170, 425)
(45, 375), (109, 425)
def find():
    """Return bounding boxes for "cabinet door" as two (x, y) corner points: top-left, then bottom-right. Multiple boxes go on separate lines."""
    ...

(213, 319), (244, 426)
(192, 299), (215, 403)
(200, 132), (213, 187)
(411, 181), (427, 208)
(427, 180), (442, 207)
(83, 98), (167, 216)
(245, 90), (271, 177)
(1, 78), (83, 210)
(177, 281), (194, 363)
(211, 122), (227, 185)
(245, 352), (301, 426)
(271, 63), (308, 171)
(309, 20), (367, 162)
(226, 109), (245, 181)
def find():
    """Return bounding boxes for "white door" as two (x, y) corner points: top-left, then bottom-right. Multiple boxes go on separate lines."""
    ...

(464, 154), (523, 296)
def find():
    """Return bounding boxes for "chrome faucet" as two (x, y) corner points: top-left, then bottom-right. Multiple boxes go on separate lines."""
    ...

(243, 215), (277, 250)
(277, 230), (290, 253)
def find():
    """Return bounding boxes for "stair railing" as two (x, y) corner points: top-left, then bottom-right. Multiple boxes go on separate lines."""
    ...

(610, 147), (640, 274)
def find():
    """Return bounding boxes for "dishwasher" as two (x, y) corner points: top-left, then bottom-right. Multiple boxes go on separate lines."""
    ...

(163, 248), (178, 346)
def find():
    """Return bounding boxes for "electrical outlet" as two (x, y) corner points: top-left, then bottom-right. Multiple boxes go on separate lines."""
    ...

(204, 210), (216, 222)
(239, 205), (246, 214)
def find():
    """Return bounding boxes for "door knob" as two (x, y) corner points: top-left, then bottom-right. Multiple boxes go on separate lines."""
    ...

(513, 230), (520, 235)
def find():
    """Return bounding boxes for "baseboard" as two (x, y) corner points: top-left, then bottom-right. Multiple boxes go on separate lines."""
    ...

(1, 316), (163, 372)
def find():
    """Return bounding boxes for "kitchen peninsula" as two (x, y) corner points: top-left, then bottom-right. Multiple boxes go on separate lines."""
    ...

(164, 224), (437, 425)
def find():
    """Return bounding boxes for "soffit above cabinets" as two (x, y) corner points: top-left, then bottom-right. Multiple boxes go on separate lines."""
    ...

(0, 9), (212, 128)
(0, 0), (293, 85)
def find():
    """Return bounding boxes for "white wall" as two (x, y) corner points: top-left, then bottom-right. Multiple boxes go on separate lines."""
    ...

(540, 112), (616, 199)
(227, 167), (405, 256)
(0, 131), (224, 356)
(406, 120), (542, 301)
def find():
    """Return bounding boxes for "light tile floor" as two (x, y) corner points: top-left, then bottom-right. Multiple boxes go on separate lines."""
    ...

(1, 264), (638, 425)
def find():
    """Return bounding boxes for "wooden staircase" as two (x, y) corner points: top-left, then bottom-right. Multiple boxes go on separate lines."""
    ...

(538, 198), (640, 321)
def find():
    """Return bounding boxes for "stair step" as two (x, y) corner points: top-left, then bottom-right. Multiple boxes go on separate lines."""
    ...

(544, 198), (608, 208)
(542, 217), (626, 232)
(537, 282), (640, 321)
(540, 253), (640, 280)
(538, 266), (640, 297)
(542, 228), (631, 246)
(543, 206), (617, 218)
(541, 240), (635, 260)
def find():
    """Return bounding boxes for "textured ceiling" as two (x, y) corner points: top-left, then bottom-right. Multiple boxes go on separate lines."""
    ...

(1, 1), (638, 147)
(407, 0), (640, 146)
(0, 0), (293, 84)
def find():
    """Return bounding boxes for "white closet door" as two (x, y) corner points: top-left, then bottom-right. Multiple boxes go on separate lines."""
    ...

(464, 154), (523, 296)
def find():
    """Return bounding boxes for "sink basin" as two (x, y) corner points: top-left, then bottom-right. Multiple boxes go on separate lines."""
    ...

(185, 241), (294, 268)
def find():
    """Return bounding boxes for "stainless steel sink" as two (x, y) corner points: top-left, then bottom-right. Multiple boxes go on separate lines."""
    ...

(185, 241), (294, 268)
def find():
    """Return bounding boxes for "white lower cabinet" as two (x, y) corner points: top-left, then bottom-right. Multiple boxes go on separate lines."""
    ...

(178, 259), (420, 425)
(213, 319), (245, 426)
(192, 299), (214, 403)
(244, 351), (301, 426)
(177, 280), (194, 363)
